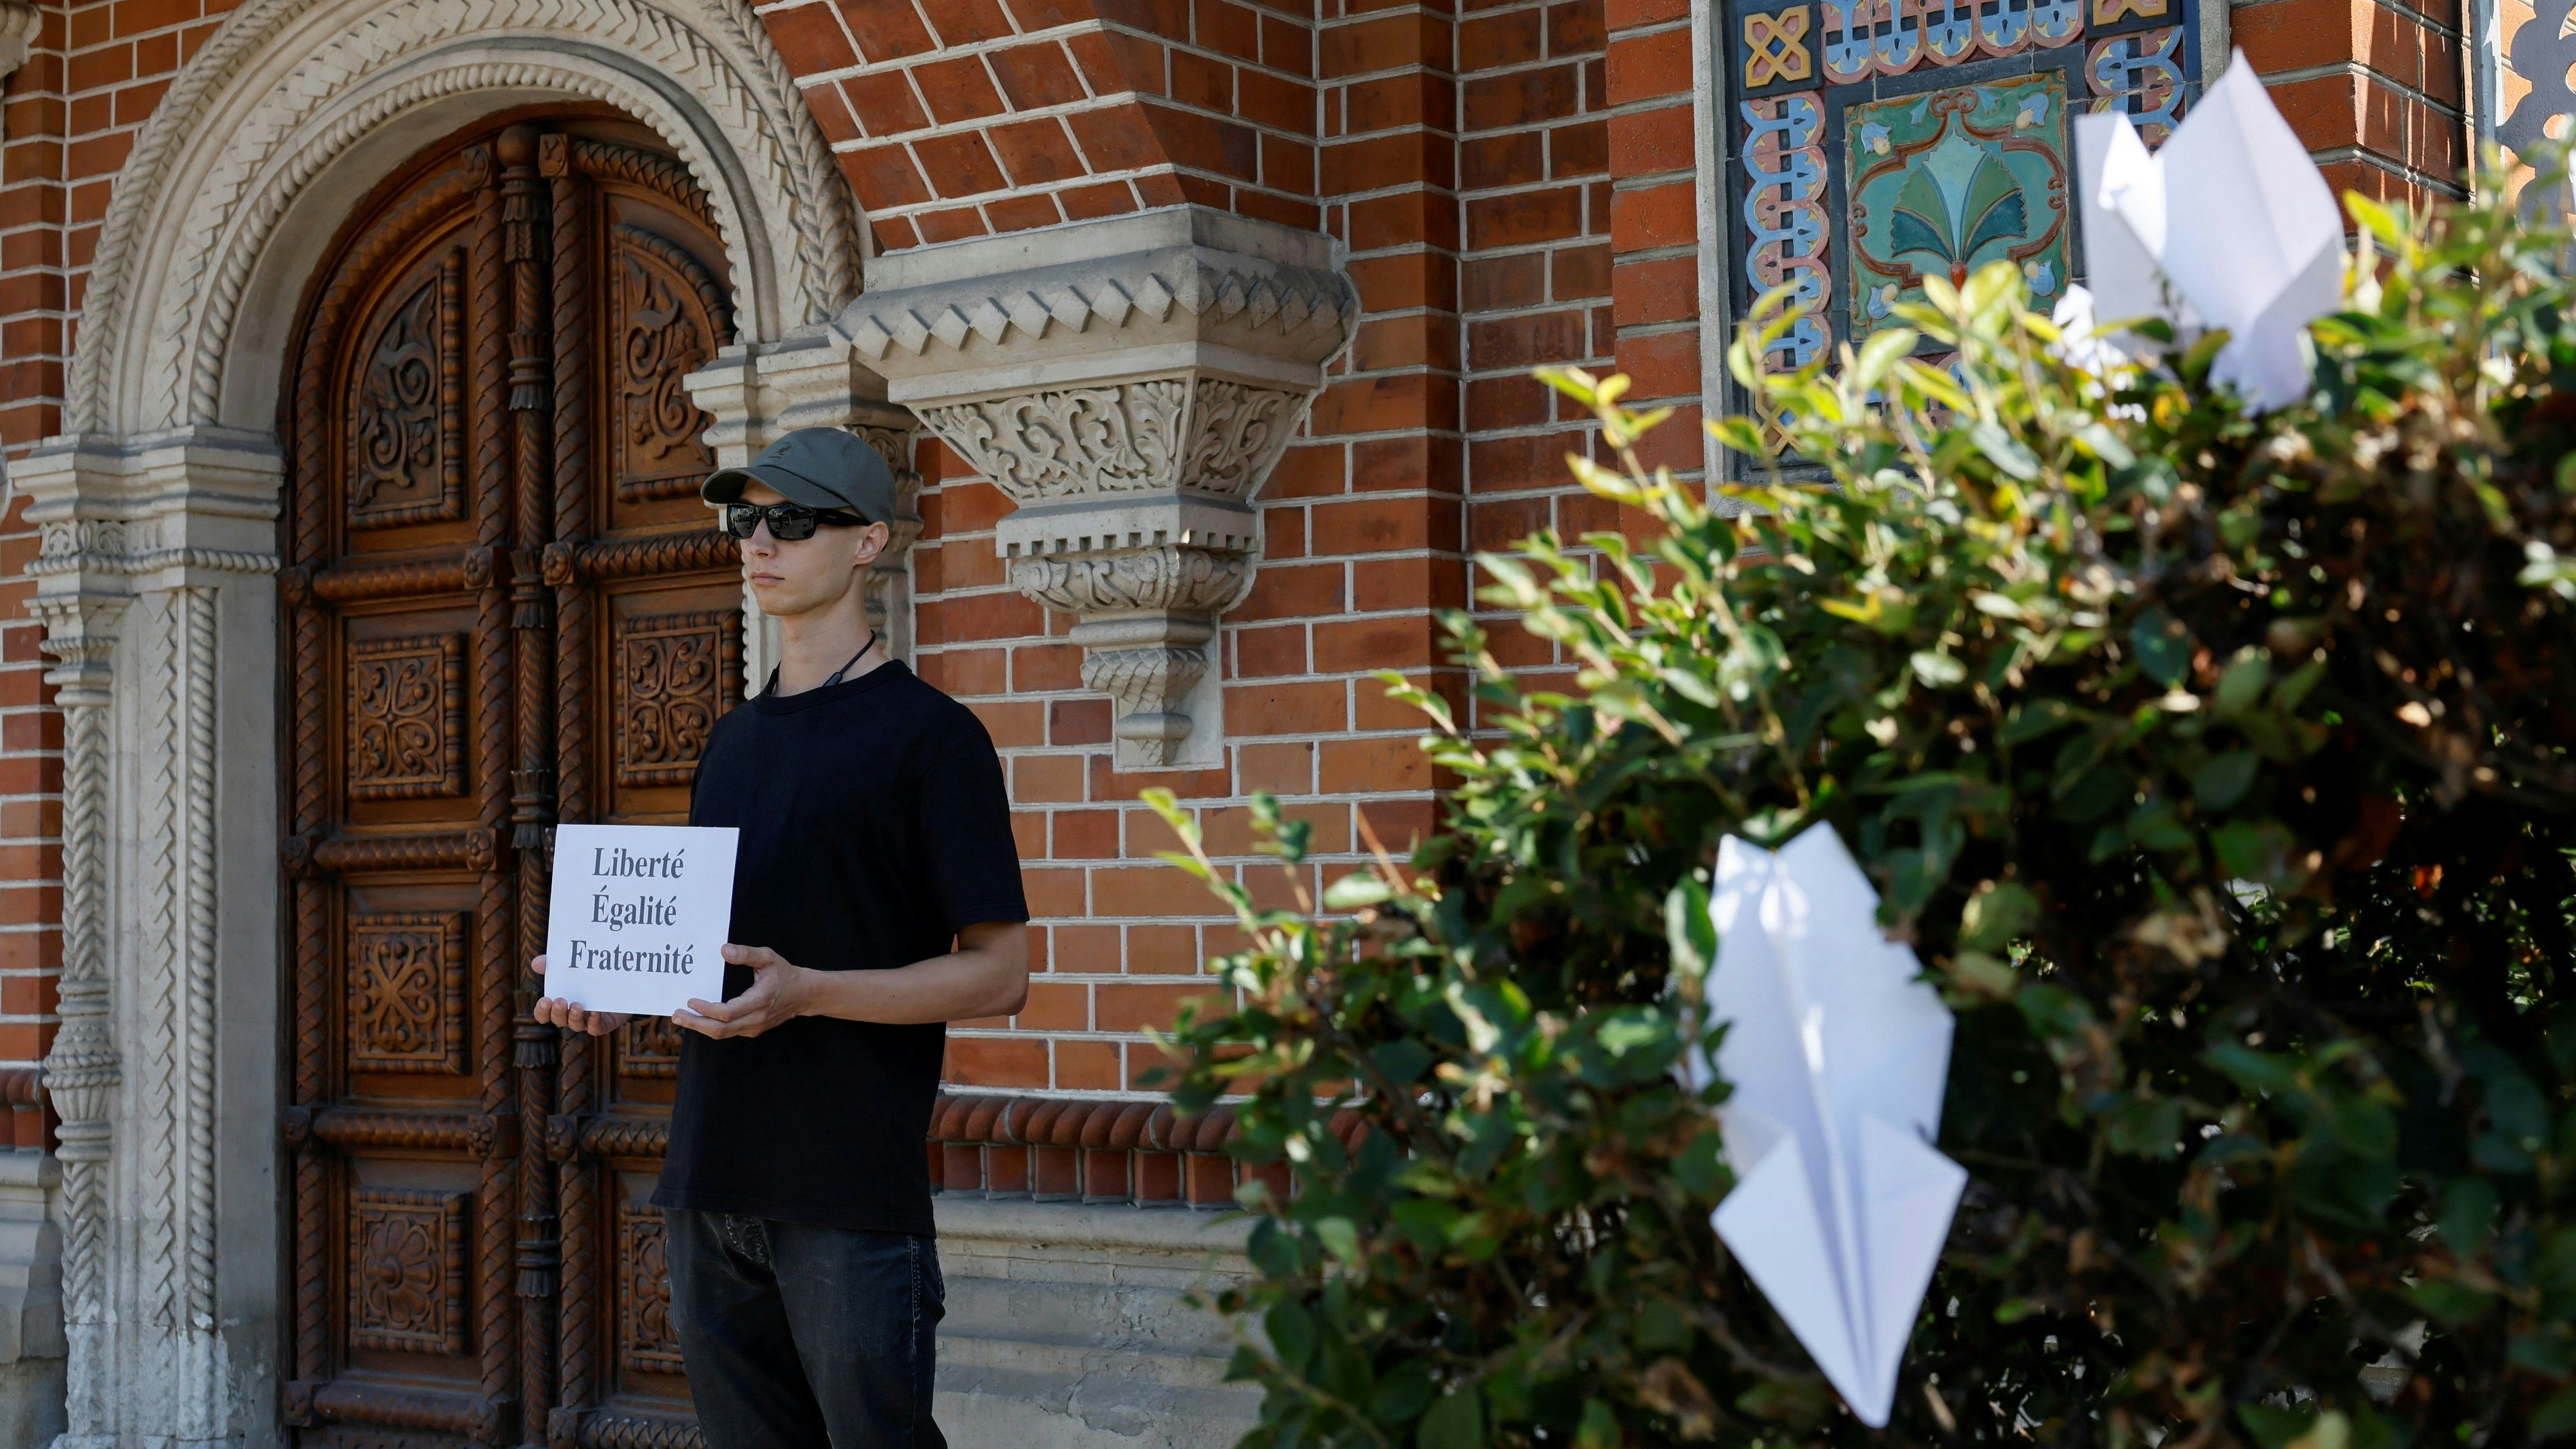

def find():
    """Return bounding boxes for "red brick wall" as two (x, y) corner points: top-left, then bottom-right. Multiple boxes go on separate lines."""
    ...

(754, 0), (1320, 251)
(0, 0), (242, 1083)
(0, 0), (2497, 1107)
(2239, 0), (2469, 207)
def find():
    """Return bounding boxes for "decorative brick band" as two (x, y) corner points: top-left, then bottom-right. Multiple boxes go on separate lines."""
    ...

(929, 1090), (1361, 1209)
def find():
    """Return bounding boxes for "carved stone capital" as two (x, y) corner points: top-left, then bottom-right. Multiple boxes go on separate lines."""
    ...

(838, 207), (1355, 768)
(0, 5), (36, 87)
(684, 336), (925, 672)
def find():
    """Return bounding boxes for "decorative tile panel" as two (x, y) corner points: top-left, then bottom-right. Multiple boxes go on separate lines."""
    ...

(612, 609), (743, 790)
(1742, 91), (1832, 370)
(2092, 0), (2166, 23)
(347, 633), (467, 800)
(350, 1186), (469, 1354)
(2088, 26), (2188, 144)
(348, 911), (469, 1075)
(620, 1200), (685, 1373)
(1744, 7), (1814, 88)
(1848, 73), (2072, 337)
(1724, 0), (2204, 447)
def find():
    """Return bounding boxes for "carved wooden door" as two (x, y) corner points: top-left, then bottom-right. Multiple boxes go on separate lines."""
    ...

(281, 115), (739, 1448)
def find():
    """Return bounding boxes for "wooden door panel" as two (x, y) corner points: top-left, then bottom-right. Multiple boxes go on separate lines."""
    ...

(285, 116), (736, 1447)
(603, 582), (742, 823)
(604, 216), (726, 515)
(337, 603), (484, 828)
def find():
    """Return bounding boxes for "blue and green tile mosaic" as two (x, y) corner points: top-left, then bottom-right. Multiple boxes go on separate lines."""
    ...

(1722, 0), (2201, 422)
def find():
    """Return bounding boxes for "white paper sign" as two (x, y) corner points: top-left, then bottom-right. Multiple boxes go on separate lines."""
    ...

(544, 824), (739, 1016)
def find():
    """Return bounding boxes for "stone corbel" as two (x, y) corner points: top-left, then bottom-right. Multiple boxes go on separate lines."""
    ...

(684, 334), (922, 676)
(0, 5), (39, 87)
(834, 207), (1356, 769)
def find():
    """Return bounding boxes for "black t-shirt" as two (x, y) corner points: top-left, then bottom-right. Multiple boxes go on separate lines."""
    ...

(650, 659), (1027, 1234)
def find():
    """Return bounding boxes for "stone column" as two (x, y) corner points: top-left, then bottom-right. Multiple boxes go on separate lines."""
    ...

(685, 334), (922, 678)
(17, 428), (283, 1449)
(835, 207), (1355, 770)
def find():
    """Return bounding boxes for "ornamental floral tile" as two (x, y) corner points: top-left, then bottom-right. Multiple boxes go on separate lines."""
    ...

(1721, 0), (2204, 448)
(1848, 73), (2070, 337)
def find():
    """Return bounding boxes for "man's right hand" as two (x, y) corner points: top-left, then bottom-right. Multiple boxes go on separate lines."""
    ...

(529, 955), (630, 1036)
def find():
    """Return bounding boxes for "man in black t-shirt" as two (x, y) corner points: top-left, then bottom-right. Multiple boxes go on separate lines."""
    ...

(533, 428), (1030, 1449)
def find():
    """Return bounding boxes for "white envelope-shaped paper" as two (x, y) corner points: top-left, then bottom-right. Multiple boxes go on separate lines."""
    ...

(2076, 53), (2345, 412)
(1683, 829), (1965, 1428)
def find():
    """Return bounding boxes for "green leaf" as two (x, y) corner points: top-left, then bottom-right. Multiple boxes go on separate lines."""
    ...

(1375, 1359), (1437, 1423)
(1911, 650), (1969, 688)
(2408, 1276), (2494, 1326)
(2212, 818), (2304, 887)
(2105, 1093), (2184, 1158)
(2532, 1385), (2576, 1440)
(2193, 750), (2262, 811)
(1959, 880), (2038, 953)
(1853, 327), (1920, 391)
(1323, 873), (1396, 911)
(1419, 1388), (1484, 1449)
(2212, 649), (2273, 718)
(1665, 878), (1716, 984)
(1313, 1217), (1363, 1264)
(2441, 1176), (2499, 1256)
(1266, 1300), (1318, 1371)
(2002, 698), (2083, 746)
(2130, 605), (2194, 688)
(1967, 420), (2042, 482)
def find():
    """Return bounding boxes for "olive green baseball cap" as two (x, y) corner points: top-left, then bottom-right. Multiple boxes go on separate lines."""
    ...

(701, 428), (897, 524)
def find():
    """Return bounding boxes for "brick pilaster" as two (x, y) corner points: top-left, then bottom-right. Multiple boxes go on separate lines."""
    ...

(2239, 0), (2470, 206)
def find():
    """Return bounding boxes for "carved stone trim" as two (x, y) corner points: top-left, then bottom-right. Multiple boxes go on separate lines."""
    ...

(842, 207), (1354, 769)
(66, 0), (858, 434)
(681, 334), (923, 678)
(0, 4), (35, 86)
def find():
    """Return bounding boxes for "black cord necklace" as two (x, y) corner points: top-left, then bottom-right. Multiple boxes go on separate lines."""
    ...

(820, 629), (880, 688)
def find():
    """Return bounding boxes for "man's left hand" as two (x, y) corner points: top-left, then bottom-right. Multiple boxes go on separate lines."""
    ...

(675, 943), (812, 1039)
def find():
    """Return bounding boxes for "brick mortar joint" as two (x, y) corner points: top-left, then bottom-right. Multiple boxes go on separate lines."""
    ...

(2259, 63), (2468, 118)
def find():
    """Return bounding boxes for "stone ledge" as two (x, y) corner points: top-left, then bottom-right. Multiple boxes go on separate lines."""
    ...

(935, 1194), (1254, 1265)
(933, 1195), (1262, 1449)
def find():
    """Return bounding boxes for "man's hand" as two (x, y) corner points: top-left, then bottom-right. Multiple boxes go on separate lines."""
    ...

(675, 943), (813, 1041)
(529, 954), (630, 1036)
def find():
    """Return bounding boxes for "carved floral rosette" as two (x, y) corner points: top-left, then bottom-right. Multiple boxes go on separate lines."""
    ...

(1005, 544), (1256, 618)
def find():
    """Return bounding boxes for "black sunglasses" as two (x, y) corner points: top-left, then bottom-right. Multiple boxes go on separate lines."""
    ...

(723, 502), (869, 542)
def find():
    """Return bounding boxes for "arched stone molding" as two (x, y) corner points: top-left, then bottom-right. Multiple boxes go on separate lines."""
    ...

(68, 0), (860, 436)
(22, 0), (878, 1439)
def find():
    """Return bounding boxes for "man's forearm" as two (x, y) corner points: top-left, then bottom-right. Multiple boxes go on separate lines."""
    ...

(793, 933), (1028, 1025)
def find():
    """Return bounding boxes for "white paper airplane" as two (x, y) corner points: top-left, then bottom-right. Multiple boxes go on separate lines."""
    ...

(2075, 52), (2345, 411)
(1681, 828), (1964, 1428)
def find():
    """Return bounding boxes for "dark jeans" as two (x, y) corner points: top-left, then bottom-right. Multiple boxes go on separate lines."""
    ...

(665, 1209), (947, 1449)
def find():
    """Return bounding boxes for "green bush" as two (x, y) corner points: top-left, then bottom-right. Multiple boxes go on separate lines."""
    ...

(1150, 177), (2576, 1448)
